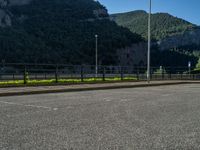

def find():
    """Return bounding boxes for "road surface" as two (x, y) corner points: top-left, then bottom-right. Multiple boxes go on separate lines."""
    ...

(1, 84), (200, 150)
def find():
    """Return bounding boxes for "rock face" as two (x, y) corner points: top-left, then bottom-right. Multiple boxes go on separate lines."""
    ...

(117, 42), (147, 67)
(0, 0), (8, 7)
(0, 9), (11, 27)
(158, 28), (200, 50)
(93, 8), (108, 18)
(0, 0), (31, 6)
(0, 0), (32, 27)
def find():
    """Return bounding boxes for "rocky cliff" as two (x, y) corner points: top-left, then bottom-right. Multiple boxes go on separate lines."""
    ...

(0, 0), (31, 6)
(111, 10), (200, 51)
(0, 0), (143, 65)
(0, 0), (32, 27)
(158, 27), (200, 50)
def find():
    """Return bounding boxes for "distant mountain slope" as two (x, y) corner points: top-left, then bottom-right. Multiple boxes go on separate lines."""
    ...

(111, 10), (196, 40)
(111, 10), (200, 68)
(0, 0), (143, 65)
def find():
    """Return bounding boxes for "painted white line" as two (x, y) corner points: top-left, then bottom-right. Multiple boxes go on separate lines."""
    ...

(0, 101), (58, 111)
(103, 98), (112, 102)
(162, 94), (173, 97)
(120, 99), (128, 102)
(106, 99), (111, 102)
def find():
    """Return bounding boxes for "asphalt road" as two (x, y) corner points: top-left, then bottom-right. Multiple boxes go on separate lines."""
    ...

(1, 84), (200, 150)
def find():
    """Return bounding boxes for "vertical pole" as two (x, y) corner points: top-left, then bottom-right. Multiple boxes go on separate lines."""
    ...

(170, 69), (172, 80)
(147, 0), (151, 83)
(24, 65), (27, 84)
(102, 67), (105, 81)
(162, 67), (164, 80)
(55, 65), (58, 83)
(188, 61), (191, 80)
(121, 66), (124, 81)
(189, 66), (191, 80)
(81, 65), (84, 82)
(95, 34), (98, 78)
(137, 67), (139, 81)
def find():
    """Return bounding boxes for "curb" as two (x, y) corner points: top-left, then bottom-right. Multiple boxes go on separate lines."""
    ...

(0, 81), (199, 97)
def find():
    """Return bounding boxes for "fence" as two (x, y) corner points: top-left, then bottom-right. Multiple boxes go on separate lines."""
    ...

(0, 63), (200, 84)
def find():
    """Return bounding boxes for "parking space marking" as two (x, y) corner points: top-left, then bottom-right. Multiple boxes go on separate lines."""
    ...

(120, 99), (128, 102)
(103, 98), (112, 102)
(162, 94), (173, 97)
(0, 101), (58, 111)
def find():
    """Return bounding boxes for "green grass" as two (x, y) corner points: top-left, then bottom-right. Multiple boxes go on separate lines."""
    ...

(194, 68), (200, 71)
(0, 77), (137, 86)
(0, 80), (24, 85)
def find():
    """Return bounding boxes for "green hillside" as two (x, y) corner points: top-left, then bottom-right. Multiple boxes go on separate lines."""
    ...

(111, 10), (200, 68)
(111, 10), (196, 40)
(0, 0), (143, 65)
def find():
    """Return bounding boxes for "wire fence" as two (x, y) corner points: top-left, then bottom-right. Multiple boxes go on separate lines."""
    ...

(0, 63), (200, 84)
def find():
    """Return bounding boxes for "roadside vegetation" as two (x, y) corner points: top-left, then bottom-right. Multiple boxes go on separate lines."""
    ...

(0, 77), (138, 86)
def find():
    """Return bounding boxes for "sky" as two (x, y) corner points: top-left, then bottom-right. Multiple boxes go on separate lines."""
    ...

(98, 0), (200, 25)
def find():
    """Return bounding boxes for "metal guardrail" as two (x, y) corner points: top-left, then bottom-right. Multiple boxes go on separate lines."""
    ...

(0, 63), (200, 84)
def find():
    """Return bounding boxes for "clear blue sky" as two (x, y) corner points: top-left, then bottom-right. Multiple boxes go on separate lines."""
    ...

(98, 0), (200, 25)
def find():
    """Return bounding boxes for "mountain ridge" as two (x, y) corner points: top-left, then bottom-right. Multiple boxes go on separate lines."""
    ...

(0, 0), (144, 65)
(111, 10), (196, 40)
(111, 10), (200, 67)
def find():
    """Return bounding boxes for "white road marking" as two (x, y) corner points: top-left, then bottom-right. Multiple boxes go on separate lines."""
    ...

(105, 99), (111, 102)
(162, 94), (173, 97)
(0, 101), (58, 111)
(120, 99), (128, 102)
(103, 98), (111, 102)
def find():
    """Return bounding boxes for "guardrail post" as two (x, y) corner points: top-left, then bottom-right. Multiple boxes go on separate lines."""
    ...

(162, 68), (164, 80)
(120, 66), (124, 81)
(102, 67), (105, 81)
(180, 73), (183, 80)
(55, 65), (58, 83)
(169, 69), (172, 80)
(81, 65), (84, 82)
(136, 68), (139, 80)
(23, 65), (27, 84)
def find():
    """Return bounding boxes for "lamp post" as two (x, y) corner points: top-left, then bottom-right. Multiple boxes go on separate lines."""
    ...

(95, 34), (98, 78)
(188, 61), (191, 79)
(147, 0), (151, 83)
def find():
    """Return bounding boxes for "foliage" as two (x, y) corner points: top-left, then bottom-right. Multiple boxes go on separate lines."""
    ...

(111, 10), (196, 40)
(195, 58), (200, 69)
(0, 0), (143, 65)
(150, 44), (199, 68)
(0, 77), (137, 86)
(112, 11), (200, 68)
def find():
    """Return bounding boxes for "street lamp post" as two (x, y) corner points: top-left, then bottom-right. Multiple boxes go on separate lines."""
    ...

(147, 0), (151, 83)
(95, 34), (98, 78)
(188, 61), (191, 79)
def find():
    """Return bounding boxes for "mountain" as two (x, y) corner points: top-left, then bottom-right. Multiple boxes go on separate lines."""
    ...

(111, 10), (196, 40)
(111, 10), (200, 68)
(1, 1), (199, 68)
(0, 0), (143, 65)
